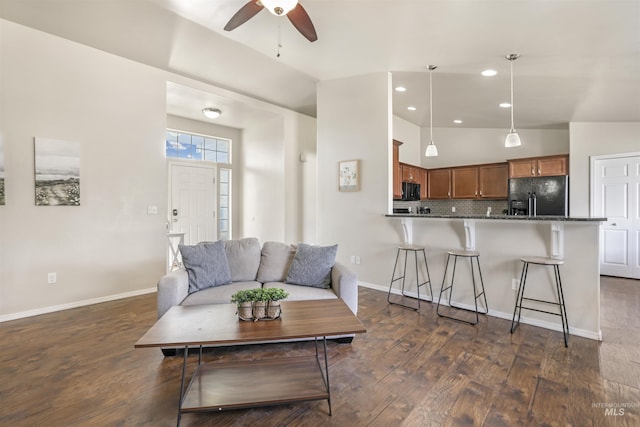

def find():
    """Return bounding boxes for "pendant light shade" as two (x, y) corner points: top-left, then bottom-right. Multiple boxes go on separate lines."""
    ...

(261, 0), (298, 15)
(505, 54), (521, 147)
(425, 65), (438, 157)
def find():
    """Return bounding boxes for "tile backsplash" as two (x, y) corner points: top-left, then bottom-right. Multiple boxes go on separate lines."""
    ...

(394, 199), (509, 215)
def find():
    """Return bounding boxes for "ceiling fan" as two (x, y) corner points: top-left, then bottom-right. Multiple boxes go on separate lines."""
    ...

(224, 0), (318, 42)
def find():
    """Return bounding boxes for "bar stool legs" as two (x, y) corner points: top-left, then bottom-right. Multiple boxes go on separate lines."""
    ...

(510, 256), (568, 347)
(436, 250), (488, 325)
(387, 245), (433, 310)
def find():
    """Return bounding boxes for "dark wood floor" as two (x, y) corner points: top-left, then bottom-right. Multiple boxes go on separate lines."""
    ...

(1, 276), (638, 426)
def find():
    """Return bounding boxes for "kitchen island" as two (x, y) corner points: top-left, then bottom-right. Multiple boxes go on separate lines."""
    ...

(385, 213), (605, 341)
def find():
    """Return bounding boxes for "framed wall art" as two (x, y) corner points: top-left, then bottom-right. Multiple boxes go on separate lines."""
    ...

(0, 138), (4, 205)
(338, 159), (360, 192)
(34, 137), (80, 206)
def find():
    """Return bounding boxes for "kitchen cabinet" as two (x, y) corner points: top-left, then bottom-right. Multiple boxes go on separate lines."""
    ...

(418, 169), (428, 199)
(393, 140), (402, 199)
(509, 155), (568, 178)
(452, 167), (478, 199)
(478, 163), (508, 199)
(428, 169), (451, 199)
(401, 163), (420, 183)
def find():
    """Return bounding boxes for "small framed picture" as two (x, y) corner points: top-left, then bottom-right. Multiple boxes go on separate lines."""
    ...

(338, 159), (360, 192)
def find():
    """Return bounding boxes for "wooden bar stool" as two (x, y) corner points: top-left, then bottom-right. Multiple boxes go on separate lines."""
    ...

(511, 256), (569, 347)
(436, 249), (488, 325)
(387, 245), (433, 310)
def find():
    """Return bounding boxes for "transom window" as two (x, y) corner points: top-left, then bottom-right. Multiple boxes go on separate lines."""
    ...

(166, 130), (230, 164)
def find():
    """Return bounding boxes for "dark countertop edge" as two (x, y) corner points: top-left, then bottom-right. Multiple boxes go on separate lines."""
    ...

(385, 214), (607, 222)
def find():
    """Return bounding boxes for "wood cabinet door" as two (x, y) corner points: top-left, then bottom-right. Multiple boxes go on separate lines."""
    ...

(428, 169), (451, 199)
(537, 156), (568, 176)
(509, 159), (537, 178)
(402, 165), (417, 183)
(452, 167), (479, 199)
(393, 142), (402, 199)
(418, 169), (428, 199)
(478, 163), (508, 199)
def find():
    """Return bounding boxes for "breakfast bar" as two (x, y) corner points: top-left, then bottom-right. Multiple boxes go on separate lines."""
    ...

(385, 214), (606, 341)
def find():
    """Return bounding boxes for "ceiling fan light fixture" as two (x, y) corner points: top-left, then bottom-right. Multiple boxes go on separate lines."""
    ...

(261, 0), (298, 15)
(504, 53), (521, 148)
(202, 108), (222, 119)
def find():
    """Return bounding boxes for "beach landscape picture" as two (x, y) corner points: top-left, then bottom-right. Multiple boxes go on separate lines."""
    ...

(34, 138), (80, 206)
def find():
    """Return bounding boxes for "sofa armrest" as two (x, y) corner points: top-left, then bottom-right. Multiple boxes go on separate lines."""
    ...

(157, 268), (189, 319)
(331, 262), (358, 315)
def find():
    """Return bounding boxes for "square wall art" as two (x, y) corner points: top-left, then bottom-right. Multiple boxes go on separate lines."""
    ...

(34, 137), (80, 206)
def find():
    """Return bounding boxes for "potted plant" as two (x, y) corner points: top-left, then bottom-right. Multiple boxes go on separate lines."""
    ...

(265, 287), (288, 319)
(231, 289), (255, 321)
(252, 288), (269, 320)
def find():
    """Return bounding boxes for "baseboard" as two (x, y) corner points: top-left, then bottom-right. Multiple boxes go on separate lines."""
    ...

(0, 287), (157, 323)
(358, 282), (602, 341)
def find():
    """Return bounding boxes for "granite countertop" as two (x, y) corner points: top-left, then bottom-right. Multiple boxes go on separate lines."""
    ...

(385, 213), (606, 222)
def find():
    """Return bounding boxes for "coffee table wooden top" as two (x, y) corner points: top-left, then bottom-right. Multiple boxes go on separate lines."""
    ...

(135, 299), (366, 348)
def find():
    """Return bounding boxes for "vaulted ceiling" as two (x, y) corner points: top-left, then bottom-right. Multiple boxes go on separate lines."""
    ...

(2, 0), (639, 130)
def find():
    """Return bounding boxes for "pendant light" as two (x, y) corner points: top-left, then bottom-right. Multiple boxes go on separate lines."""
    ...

(425, 65), (438, 157)
(505, 54), (521, 147)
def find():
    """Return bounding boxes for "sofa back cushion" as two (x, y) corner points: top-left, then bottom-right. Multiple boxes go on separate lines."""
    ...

(285, 243), (338, 289)
(256, 241), (297, 283)
(179, 241), (232, 293)
(224, 237), (261, 282)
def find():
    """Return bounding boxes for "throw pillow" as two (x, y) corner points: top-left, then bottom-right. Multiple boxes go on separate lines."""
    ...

(256, 242), (297, 283)
(224, 237), (261, 282)
(179, 240), (232, 293)
(285, 243), (338, 289)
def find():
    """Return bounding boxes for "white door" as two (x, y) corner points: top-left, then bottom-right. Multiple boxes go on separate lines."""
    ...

(593, 155), (640, 279)
(169, 162), (217, 245)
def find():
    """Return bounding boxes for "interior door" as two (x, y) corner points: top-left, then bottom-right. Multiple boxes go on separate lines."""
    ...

(593, 155), (640, 279)
(169, 162), (217, 245)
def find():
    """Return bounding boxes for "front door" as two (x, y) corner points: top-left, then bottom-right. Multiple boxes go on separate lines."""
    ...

(169, 162), (217, 245)
(593, 154), (640, 279)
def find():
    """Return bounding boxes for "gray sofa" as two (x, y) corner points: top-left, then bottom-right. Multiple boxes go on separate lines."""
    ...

(157, 238), (358, 354)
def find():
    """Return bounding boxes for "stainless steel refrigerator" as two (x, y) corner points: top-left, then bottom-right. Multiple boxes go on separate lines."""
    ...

(508, 176), (569, 216)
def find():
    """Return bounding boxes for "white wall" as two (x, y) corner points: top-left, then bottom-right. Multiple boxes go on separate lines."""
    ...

(0, 19), (167, 317)
(393, 115), (421, 164)
(317, 72), (399, 282)
(569, 122), (640, 216)
(420, 127), (570, 168)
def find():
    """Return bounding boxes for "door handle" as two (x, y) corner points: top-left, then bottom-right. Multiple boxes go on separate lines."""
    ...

(172, 209), (178, 216)
(611, 223), (617, 226)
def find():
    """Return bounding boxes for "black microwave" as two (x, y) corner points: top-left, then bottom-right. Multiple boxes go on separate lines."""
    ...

(402, 182), (420, 201)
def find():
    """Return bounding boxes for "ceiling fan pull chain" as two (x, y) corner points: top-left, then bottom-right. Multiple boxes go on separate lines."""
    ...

(276, 23), (282, 57)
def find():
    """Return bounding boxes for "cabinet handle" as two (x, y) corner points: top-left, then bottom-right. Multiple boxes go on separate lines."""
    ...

(479, 191), (482, 196)
(538, 168), (541, 175)
(531, 169), (535, 176)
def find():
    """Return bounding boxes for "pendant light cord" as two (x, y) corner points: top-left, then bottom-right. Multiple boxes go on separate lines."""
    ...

(429, 67), (434, 142)
(510, 58), (515, 131)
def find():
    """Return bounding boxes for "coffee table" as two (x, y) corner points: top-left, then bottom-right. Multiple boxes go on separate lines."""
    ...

(135, 299), (366, 426)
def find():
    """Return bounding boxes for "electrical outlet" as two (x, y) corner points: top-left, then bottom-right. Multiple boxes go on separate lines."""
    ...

(355, 256), (361, 265)
(350, 256), (356, 264)
(512, 279), (518, 290)
(147, 205), (158, 215)
(452, 206), (456, 213)
(48, 273), (57, 284)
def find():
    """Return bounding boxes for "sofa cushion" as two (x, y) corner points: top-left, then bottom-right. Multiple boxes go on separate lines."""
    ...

(179, 241), (232, 293)
(181, 281), (262, 306)
(225, 238), (261, 282)
(263, 282), (338, 302)
(285, 243), (338, 289)
(256, 241), (297, 283)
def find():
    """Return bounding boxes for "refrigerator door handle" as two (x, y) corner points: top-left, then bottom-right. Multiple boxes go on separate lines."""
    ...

(532, 193), (537, 216)
(527, 194), (532, 216)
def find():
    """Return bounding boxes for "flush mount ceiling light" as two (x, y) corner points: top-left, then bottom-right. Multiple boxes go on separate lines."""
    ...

(499, 102), (511, 108)
(407, 106), (417, 111)
(425, 65), (438, 157)
(504, 53), (522, 148)
(453, 119), (463, 124)
(481, 69), (497, 77)
(261, 0), (298, 15)
(395, 86), (407, 92)
(202, 108), (222, 119)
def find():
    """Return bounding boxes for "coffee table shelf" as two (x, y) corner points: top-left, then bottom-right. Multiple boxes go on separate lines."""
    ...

(181, 356), (328, 412)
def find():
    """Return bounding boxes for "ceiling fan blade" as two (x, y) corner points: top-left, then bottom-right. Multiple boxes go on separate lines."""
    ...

(224, 1), (264, 31)
(287, 3), (318, 42)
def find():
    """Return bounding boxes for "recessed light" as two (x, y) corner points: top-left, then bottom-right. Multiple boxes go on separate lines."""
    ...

(395, 86), (407, 92)
(202, 107), (222, 119)
(453, 119), (462, 124)
(481, 69), (497, 77)
(499, 102), (511, 108)
(407, 106), (416, 111)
